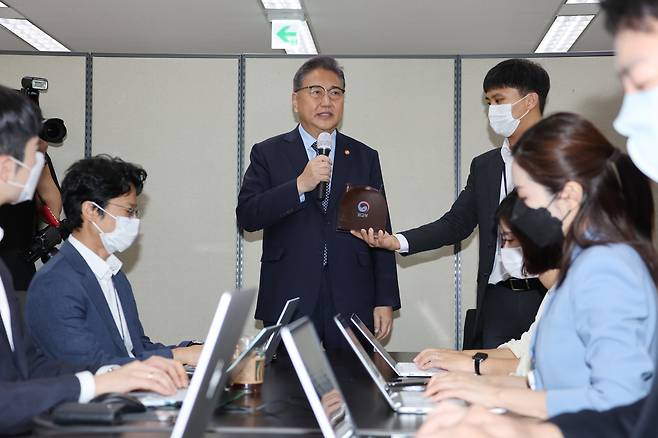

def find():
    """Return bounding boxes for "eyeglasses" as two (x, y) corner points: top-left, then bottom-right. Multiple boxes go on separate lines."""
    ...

(295, 85), (345, 100)
(107, 202), (140, 218)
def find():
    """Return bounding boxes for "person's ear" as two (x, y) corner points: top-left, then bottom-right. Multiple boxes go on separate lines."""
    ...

(81, 200), (100, 224)
(292, 92), (299, 114)
(0, 156), (15, 184)
(526, 92), (540, 113)
(559, 181), (583, 211)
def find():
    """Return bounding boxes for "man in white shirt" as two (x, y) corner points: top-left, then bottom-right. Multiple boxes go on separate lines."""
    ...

(26, 155), (203, 368)
(0, 85), (187, 434)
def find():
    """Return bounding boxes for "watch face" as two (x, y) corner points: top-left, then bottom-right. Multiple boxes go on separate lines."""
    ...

(473, 352), (488, 361)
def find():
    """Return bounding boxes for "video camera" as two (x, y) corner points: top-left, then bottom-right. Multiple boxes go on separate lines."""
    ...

(19, 76), (67, 143)
(25, 218), (72, 264)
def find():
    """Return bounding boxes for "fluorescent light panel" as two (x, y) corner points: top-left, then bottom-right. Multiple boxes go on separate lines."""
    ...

(261, 0), (302, 9)
(284, 21), (317, 55)
(565, 0), (600, 4)
(535, 15), (594, 53)
(0, 18), (69, 51)
(0, 2), (8, 7)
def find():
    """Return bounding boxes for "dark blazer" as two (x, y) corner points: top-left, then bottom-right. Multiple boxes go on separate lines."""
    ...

(0, 259), (84, 435)
(400, 148), (504, 346)
(236, 127), (400, 327)
(26, 240), (177, 368)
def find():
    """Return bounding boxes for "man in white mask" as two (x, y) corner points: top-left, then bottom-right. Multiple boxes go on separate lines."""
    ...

(0, 85), (188, 434)
(355, 59), (550, 350)
(25, 155), (203, 368)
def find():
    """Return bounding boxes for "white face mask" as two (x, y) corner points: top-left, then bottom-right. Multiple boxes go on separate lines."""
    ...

(488, 95), (530, 138)
(501, 246), (525, 279)
(613, 86), (658, 183)
(90, 202), (140, 254)
(7, 151), (45, 204)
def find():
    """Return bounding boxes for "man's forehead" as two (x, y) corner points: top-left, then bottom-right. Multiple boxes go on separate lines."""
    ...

(485, 87), (522, 98)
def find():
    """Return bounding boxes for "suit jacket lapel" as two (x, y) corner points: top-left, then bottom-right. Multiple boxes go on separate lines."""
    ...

(0, 260), (28, 377)
(60, 242), (129, 355)
(488, 151), (505, 219)
(112, 273), (142, 355)
(327, 131), (350, 213)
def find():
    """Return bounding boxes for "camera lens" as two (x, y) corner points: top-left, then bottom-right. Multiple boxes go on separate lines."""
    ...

(40, 118), (67, 143)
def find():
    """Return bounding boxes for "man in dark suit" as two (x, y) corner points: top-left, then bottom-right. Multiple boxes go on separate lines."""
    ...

(0, 85), (186, 434)
(355, 59), (550, 349)
(237, 56), (400, 349)
(26, 155), (203, 367)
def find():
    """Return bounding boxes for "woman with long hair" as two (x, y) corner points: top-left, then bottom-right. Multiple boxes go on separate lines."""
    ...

(423, 112), (658, 419)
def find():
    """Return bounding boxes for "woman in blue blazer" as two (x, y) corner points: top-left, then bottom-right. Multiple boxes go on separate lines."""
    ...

(423, 112), (658, 419)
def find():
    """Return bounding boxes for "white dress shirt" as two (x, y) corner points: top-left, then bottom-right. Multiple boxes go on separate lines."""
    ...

(68, 235), (135, 357)
(0, 228), (99, 402)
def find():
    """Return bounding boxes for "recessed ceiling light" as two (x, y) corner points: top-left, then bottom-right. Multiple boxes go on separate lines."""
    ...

(261, 0), (302, 9)
(0, 18), (69, 51)
(565, 0), (600, 4)
(535, 15), (595, 53)
(283, 21), (317, 55)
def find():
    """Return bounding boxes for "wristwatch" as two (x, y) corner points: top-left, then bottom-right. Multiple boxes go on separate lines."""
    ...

(472, 352), (488, 375)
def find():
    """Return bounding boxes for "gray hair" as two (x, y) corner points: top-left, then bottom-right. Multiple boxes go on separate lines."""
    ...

(293, 56), (346, 91)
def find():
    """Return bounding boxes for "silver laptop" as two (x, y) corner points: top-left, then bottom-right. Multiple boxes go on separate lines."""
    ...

(350, 313), (443, 377)
(335, 315), (438, 415)
(263, 296), (300, 364)
(168, 287), (256, 438)
(281, 317), (359, 438)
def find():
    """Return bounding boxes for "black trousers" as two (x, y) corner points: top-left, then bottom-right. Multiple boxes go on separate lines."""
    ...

(480, 283), (545, 349)
(264, 267), (350, 351)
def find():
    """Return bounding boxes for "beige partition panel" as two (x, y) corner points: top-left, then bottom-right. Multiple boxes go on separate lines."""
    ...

(0, 54), (86, 181)
(242, 57), (456, 351)
(459, 56), (625, 333)
(92, 57), (239, 344)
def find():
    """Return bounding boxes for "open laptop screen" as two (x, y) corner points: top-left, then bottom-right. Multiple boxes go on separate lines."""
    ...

(350, 313), (399, 371)
(281, 317), (356, 438)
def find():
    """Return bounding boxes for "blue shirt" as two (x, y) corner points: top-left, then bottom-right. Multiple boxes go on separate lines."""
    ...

(530, 243), (658, 416)
(298, 124), (336, 203)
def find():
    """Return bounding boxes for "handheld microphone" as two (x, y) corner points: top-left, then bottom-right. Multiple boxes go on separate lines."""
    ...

(316, 132), (332, 200)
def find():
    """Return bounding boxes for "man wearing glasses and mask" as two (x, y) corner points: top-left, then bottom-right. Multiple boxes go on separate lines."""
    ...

(237, 56), (400, 349)
(26, 155), (203, 368)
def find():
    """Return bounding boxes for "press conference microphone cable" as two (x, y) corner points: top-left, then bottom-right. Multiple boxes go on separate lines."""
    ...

(317, 132), (332, 200)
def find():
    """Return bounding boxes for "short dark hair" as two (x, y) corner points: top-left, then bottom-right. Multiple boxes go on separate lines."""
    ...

(0, 85), (42, 161)
(601, 0), (658, 34)
(62, 155), (147, 230)
(495, 190), (562, 276)
(483, 59), (551, 114)
(293, 56), (345, 91)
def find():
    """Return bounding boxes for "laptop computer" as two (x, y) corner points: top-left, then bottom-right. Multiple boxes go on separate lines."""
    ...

(263, 296), (300, 364)
(280, 317), (359, 438)
(335, 315), (440, 415)
(168, 287), (256, 438)
(350, 313), (443, 377)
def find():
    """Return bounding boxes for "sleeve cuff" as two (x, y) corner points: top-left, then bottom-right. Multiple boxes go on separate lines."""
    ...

(299, 193), (305, 203)
(75, 371), (96, 403)
(394, 233), (409, 253)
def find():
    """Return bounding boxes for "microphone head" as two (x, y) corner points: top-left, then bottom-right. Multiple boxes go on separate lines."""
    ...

(317, 132), (332, 152)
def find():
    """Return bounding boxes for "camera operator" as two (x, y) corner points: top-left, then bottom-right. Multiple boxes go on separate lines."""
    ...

(0, 77), (66, 296)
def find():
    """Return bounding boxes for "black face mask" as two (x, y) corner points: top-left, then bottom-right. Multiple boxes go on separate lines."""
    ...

(511, 197), (565, 249)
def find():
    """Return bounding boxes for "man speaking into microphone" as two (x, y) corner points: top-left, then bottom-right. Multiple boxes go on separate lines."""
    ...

(237, 56), (400, 349)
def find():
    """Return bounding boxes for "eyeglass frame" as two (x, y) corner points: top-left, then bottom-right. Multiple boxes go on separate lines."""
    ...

(107, 202), (140, 218)
(294, 84), (346, 100)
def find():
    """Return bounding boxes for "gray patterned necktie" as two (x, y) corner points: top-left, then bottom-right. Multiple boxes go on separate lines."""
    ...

(311, 141), (330, 266)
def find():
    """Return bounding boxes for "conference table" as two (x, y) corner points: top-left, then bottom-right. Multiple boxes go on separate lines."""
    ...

(36, 351), (429, 437)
